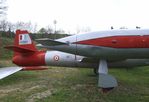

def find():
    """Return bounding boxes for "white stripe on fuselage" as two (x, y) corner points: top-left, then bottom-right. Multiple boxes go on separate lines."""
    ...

(57, 29), (149, 43)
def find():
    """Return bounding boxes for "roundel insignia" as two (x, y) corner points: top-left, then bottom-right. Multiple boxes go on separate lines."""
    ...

(53, 55), (60, 61)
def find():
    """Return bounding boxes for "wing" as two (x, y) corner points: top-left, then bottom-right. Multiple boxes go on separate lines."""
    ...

(36, 38), (68, 46)
(0, 67), (22, 79)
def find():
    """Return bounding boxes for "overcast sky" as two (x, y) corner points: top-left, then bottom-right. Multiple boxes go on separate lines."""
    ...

(6, 0), (149, 33)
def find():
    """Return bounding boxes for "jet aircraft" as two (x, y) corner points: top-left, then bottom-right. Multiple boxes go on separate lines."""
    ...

(1, 29), (149, 92)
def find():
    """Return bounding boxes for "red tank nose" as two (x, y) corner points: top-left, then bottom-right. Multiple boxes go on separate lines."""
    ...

(12, 51), (46, 66)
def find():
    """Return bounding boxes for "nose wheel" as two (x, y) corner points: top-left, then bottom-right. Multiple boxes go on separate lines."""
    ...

(98, 60), (118, 93)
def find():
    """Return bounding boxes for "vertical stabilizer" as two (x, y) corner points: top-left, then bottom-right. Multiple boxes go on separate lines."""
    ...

(5, 30), (37, 54)
(14, 30), (37, 52)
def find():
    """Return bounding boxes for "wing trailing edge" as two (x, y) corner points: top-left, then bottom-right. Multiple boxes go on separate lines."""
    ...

(36, 38), (68, 46)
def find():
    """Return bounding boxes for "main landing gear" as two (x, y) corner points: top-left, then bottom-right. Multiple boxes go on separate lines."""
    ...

(93, 68), (98, 75)
(98, 60), (118, 93)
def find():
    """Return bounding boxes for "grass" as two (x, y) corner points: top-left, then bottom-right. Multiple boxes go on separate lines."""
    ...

(0, 37), (13, 59)
(0, 60), (148, 102)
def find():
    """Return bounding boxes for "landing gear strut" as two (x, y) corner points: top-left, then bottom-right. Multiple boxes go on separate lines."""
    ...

(93, 68), (98, 75)
(98, 60), (118, 93)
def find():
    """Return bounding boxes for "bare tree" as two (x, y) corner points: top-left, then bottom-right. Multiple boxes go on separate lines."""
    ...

(76, 26), (91, 34)
(15, 21), (24, 30)
(24, 21), (33, 32)
(56, 29), (65, 34)
(83, 26), (91, 33)
(7, 22), (15, 32)
(76, 26), (81, 34)
(32, 23), (38, 33)
(14, 21), (33, 32)
(0, 19), (8, 31)
(46, 25), (53, 34)
(0, 0), (7, 18)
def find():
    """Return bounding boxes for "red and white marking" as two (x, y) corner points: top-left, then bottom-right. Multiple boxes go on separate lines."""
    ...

(53, 55), (60, 61)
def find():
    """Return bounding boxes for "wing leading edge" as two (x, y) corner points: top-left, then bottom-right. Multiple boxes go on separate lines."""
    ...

(0, 67), (22, 79)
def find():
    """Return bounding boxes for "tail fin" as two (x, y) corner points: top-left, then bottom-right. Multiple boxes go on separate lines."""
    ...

(5, 30), (37, 54)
